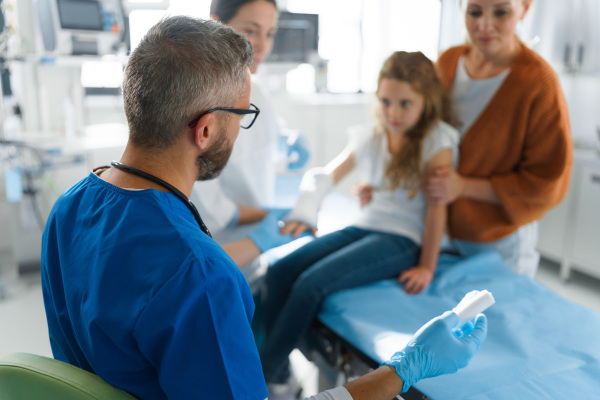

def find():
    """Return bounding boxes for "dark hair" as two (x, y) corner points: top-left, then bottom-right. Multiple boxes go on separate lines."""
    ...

(122, 16), (253, 149)
(210, 0), (277, 24)
(377, 51), (453, 197)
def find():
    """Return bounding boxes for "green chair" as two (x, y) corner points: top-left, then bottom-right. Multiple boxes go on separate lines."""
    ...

(0, 352), (137, 399)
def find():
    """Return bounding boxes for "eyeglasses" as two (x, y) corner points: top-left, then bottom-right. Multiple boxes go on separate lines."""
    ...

(187, 103), (260, 130)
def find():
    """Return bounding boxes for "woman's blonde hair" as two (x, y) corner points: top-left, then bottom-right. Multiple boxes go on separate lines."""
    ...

(377, 51), (452, 198)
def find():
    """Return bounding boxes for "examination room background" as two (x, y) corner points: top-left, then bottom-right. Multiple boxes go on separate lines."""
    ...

(0, 0), (600, 393)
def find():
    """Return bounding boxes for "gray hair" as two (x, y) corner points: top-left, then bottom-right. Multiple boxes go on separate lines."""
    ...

(123, 16), (253, 149)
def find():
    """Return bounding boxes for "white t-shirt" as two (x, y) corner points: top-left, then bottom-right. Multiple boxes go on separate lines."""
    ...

(191, 77), (281, 235)
(349, 122), (459, 244)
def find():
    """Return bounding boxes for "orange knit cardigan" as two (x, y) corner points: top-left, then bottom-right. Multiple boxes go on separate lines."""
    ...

(436, 45), (573, 242)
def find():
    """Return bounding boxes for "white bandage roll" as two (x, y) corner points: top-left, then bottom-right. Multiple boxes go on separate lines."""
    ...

(282, 167), (334, 228)
(452, 290), (495, 328)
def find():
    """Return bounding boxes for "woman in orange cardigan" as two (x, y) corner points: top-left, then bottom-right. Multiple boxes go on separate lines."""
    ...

(426, 0), (572, 277)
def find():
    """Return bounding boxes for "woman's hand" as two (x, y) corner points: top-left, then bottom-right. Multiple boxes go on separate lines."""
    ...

(352, 182), (374, 208)
(397, 266), (434, 295)
(424, 167), (464, 206)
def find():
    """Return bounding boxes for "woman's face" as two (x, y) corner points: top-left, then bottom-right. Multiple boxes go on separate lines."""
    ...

(464, 0), (530, 57)
(377, 78), (425, 136)
(224, 1), (278, 74)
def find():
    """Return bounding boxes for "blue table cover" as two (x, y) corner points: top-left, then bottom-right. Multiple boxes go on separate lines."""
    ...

(317, 251), (600, 399)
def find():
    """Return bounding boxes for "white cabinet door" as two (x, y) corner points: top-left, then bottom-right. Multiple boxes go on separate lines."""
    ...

(525, 0), (600, 74)
(525, 0), (577, 72)
(578, 0), (600, 74)
(537, 181), (574, 262)
(571, 164), (600, 278)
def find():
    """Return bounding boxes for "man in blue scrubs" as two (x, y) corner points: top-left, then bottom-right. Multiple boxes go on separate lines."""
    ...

(41, 16), (487, 400)
(42, 16), (266, 400)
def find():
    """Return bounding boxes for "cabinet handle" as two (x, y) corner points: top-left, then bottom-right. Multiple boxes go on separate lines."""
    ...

(578, 44), (584, 66)
(564, 44), (571, 67)
(592, 174), (600, 184)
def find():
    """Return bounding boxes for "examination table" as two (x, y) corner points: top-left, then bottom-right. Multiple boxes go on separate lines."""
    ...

(306, 251), (600, 399)
(233, 180), (599, 398)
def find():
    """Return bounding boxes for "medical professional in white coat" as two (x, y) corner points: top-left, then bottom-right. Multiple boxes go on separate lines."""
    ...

(191, 0), (311, 271)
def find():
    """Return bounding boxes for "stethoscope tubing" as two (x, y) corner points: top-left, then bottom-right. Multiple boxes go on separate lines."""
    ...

(110, 161), (212, 237)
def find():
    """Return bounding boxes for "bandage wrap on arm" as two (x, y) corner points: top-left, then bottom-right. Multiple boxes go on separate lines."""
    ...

(282, 167), (333, 227)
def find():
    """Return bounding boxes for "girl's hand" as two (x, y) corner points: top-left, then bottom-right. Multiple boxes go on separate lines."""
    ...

(397, 266), (435, 295)
(352, 182), (373, 208)
(424, 167), (464, 206)
(279, 220), (317, 238)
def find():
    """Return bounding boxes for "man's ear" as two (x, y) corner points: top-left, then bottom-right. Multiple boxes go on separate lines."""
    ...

(210, 13), (221, 22)
(191, 113), (216, 151)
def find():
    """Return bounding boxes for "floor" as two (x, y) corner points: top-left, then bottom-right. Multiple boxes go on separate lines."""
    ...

(1, 253), (600, 399)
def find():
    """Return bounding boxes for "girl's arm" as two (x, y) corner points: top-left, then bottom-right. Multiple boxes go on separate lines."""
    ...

(281, 147), (356, 237)
(324, 145), (356, 185)
(398, 148), (453, 294)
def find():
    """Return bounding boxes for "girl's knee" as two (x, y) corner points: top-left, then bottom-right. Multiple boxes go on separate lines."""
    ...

(290, 276), (328, 306)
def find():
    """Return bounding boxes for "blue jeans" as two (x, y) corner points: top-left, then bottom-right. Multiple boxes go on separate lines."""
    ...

(260, 226), (419, 383)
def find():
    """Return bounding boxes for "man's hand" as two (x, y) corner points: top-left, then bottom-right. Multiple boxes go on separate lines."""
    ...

(382, 311), (488, 393)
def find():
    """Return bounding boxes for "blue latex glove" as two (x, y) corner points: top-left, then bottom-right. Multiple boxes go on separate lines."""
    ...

(284, 131), (310, 170)
(382, 311), (487, 393)
(248, 208), (297, 252)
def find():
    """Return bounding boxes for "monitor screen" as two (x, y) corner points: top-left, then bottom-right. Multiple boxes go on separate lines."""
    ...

(268, 12), (318, 63)
(57, 0), (103, 31)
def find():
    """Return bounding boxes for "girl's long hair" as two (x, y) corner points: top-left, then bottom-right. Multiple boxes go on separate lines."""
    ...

(377, 51), (453, 198)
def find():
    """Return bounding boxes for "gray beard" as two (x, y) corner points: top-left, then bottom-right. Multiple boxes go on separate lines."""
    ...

(196, 132), (234, 181)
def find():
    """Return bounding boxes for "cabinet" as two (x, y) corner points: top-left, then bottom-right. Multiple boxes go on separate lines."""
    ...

(537, 150), (600, 280)
(536, 176), (574, 263)
(525, 0), (600, 74)
(569, 163), (600, 277)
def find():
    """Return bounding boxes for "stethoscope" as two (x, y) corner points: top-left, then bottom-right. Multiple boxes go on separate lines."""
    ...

(110, 161), (212, 237)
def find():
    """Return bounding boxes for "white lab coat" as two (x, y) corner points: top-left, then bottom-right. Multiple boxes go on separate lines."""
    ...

(191, 77), (281, 239)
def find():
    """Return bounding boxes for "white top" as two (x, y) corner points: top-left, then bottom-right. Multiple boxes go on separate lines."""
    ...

(191, 77), (281, 235)
(349, 121), (459, 244)
(262, 386), (354, 400)
(452, 56), (509, 136)
(305, 386), (353, 400)
(262, 386), (353, 400)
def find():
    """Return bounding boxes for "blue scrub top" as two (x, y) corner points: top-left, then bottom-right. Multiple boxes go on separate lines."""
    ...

(41, 172), (268, 400)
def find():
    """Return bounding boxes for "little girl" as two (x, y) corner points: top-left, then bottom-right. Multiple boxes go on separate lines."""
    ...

(260, 51), (460, 388)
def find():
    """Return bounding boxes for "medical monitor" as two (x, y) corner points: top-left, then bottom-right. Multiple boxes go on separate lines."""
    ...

(35, 0), (125, 56)
(57, 0), (103, 31)
(267, 11), (318, 63)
